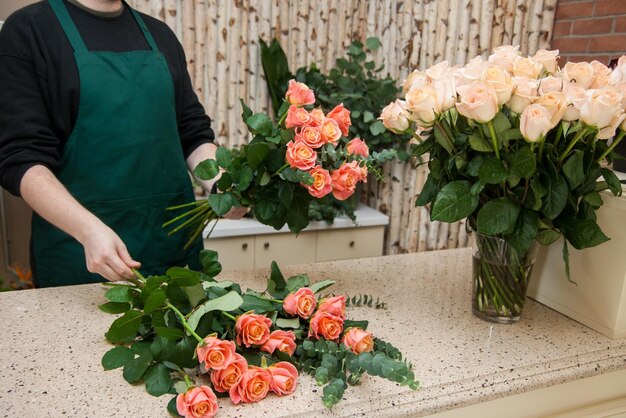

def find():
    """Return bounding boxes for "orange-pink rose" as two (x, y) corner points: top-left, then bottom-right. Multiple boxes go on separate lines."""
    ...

(235, 313), (272, 347)
(210, 353), (248, 393)
(196, 335), (236, 370)
(317, 295), (346, 317)
(295, 126), (325, 149)
(285, 79), (315, 106)
(346, 137), (369, 157)
(229, 366), (272, 404)
(326, 103), (352, 137)
(308, 310), (344, 340)
(308, 108), (325, 127)
(268, 362), (299, 396)
(303, 166), (333, 198)
(260, 330), (297, 356)
(176, 386), (218, 418)
(283, 287), (316, 318)
(330, 162), (361, 201)
(342, 327), (374, 354)
(286, 140), (317, 171)
(320, 118), (342, 145)
(285, 105), (311, 129)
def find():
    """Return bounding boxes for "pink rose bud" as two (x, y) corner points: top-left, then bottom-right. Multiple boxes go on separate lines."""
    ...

(326, 103), (352, 137)
(229, 366), (272, 404)
(320, 118), (342, 145)
(330, 162), (361, 201)
(342, 327), (374, 354)
(196, 336), (237, 371)
(282, 287), (316, 319)
(295, 126), (325, 149)
(318, 295), (346, 317)
(285, 140), (317, 171)
(268, 361), (299, 396)
(235, 313), (272, 347)
(285, 105), (312, 129)
(303, 166), (333, 199)
(176, 385), (219, 418)
(308, 310), (344, 341)
(260, 330), (297, 356)
(285, 79), (315, 106)
(210, 353), (248, 393)
(346, 137), (369, 158)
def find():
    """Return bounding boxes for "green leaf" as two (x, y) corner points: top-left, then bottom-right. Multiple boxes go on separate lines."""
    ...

(562, 150), (585, 189)
(208, 193), (234, 216)
(104, 286), (134, 303)
(98, 302), (131, 314)
(309, 279), (335, 294)
(238, 164), (254, 191)
(286, 274), (310, 291)
(505, 210), (538, 258)
(492, 112), (512, 133)
(560, 218), (609, 250)
(280, 168), (314, 184)
(123, 351), (153, 384)
(276, 317), (301, 329)
(502, 129), (523, 141)
(166, 267), (200, 287)
(369, 120), (386, 136)
(476, 198), (521, 235)
(183, 283), (206, 308)
(466, 155), (485, 177)
(194, 159), (220, 181)
(174, 380), (188, 394)
(602, 168), (623, 196)
(584, 192), (603, 208)
(155, 327), (185, 340)
(363, 111), (375, 123)
(105, 310), (143, 343)
(469, 133), (493, 152)
(541, 173), (568, 219)
(470, 181), (485, 196)
(366, 36), (381, 51)
(240, 293), (276, 313)
(344, 319), (369, 330)
(215, 146), (233, 170)
(537, 229), (560, 246)
(144, 289), (167, 313)
(478, 158), (508, 184)
(245, 113), (274, 136)
(144, 363), (172, 397)
(431, 181), (479, 222)
(286, 199), (310, 233)
(240, 98), (253, 121)
(268, 261), (287, 293)
(433, 125), (454, 154)
(509, 146), (536, 179)
(415, 174), (439, 206)
(278, 183), (293, 208)
(102, 346), (135, 370)
(247, 143), (270, 169)
(411, 137), (434, 157)
(199, 249), (218, 269)
(186, 291), (244, 332)
(167, 396), (182, 417)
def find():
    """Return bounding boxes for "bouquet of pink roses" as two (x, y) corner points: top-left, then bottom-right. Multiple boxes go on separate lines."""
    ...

(167, 80), (395, 248)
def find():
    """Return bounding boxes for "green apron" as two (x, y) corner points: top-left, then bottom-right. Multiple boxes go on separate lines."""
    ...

(32, 0), (202, 287)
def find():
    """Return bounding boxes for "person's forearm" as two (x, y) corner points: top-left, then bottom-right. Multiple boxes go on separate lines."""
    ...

(186, 142), (219, 193)
(20, 164), (101, 245)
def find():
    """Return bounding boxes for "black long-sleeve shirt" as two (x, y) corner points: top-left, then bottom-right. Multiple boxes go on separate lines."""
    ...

(0, 0), (214, 196)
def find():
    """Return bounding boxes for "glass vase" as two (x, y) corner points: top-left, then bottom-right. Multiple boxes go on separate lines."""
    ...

(471, 232), (539, 324)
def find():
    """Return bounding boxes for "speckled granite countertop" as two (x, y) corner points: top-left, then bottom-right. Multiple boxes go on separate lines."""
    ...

(1, 248), (625, 417)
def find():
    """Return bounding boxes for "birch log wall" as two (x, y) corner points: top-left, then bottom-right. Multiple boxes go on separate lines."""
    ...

(129, 0), (557, 254)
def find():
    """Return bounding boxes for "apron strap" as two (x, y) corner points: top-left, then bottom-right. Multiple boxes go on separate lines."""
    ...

(128, 6), (160, 53)
(48, 0), (88, 53)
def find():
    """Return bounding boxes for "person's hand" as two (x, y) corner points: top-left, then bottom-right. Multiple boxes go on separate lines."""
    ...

(223, 206), (248, 220)
(78, 220), (141, 281)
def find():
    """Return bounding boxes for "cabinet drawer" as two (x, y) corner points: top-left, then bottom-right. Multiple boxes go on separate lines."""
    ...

(316, 226), (384, 262)
(203, 236), (254, 271)
(254, 232), (316, 268)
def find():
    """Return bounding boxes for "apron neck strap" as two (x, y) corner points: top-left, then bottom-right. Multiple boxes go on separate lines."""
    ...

(128, 6), (160, 52)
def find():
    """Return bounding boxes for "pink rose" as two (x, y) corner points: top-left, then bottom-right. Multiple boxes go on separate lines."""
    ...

(346, 137), (369, 157)
(176, 386), (218, 418)
(235, 313), (272, 347)
(283, 287), (316, 318)
(308, 108), (325, 127)
(326, 103), (352, 137)
(320, 118), (342, 145)
(303, 166), (333, 198)
(342, 327), (374, 354)
(210, 353), (248, 393)
(260, 330), (297, 356)
(285, 79), (315, 106)
(295, 126), (325, 149)
(229, 366), (272, 404)
(196, 336), (236, 371)
(330, 162), (361, 201)
(286, 140), (317, 171)
(268, 362), (299, 396)
(317, 295), (346, 317)
(308, 310), (344, 340)
(285, 105), (311, 129)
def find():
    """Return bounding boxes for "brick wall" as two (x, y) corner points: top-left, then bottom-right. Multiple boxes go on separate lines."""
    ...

(553, 0), (626, 65)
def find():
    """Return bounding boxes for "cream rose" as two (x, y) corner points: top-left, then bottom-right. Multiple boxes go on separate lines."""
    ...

(403, 69), (428, 92)
(598, 112), (626, 140)
(427, 63), (458, 112)
(455, 81), (499, 123)
(512, 57), (543, 79)
(610, 56), (626, 84)
(590, 60), (612, 89)
(483, 65), (514, 105)
(520, 104), (553, 142)
(538, 76), (563, 95)
(532, 49), (560, 74)
(405, 84), (441, 126)
(508, 76), (538, 114)
(458, 56), (490, 85)
(563, 62), (594, 89)
(562, 84), (588, 121)
(379, 99), (411, 133)
(488, 45), (521, 73)
(580, 86), (624, 129)
(534, 91), (568, 128)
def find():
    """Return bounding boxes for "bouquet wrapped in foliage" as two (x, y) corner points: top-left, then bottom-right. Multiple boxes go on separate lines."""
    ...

(167, 80), (395, 247)
(100, 251), (419, 417)
(381, 46), (625, 321)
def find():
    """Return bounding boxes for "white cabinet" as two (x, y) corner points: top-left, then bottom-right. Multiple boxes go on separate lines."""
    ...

(203, 205), (388, 270)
